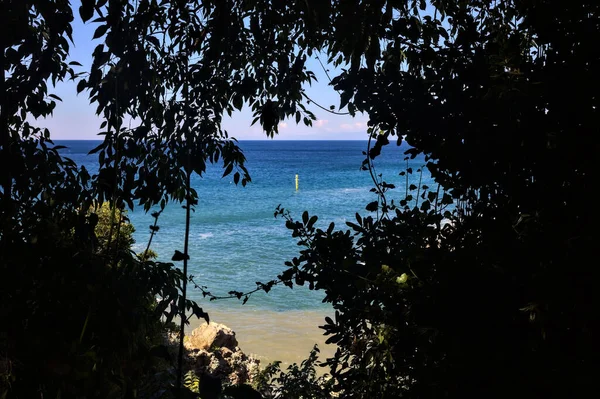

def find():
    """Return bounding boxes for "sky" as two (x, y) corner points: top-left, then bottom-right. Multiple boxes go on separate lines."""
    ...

(43, 17), (369, 141)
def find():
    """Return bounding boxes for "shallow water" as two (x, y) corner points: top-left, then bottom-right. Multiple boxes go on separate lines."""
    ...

(187, 309), (336, 368)
(57, 140), (433, 364)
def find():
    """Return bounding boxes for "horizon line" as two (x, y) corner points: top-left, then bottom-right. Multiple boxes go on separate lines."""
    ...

(53, 138), (372, 141)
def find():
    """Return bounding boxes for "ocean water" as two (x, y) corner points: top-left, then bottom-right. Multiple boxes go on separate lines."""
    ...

(57, 140), (433, 362)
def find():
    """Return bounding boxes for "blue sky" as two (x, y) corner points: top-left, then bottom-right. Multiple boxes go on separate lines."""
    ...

(43, 17), (368, 141)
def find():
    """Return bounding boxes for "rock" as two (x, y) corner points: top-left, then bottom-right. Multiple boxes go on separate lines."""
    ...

(165, 322), (260, 386)
(188, 322), (238, 351)
(220, 347), (233, 359)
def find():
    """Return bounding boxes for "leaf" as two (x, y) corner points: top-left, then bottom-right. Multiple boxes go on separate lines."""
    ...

(191, 303), (209, 324)
(233, 93), (243, 111)
(76, 79), (87, 93)
(79, 0), (95, 22)
(355, 212), (362, 225)
(93, 25), (109, 39)
(442, 193), (453, 205)
(366, 201), (378, 212)
(223, 163), (233, 177)
(325, 335), (340, 345)
(340, 90), (352, 109)
(428, 191), (437, 202)
(88, 142), (104, 155)
(302, 211), (309, 225)
(146, 35), (160, 48)
(346, 222), (360, 230)
(172, 250), (189, 261)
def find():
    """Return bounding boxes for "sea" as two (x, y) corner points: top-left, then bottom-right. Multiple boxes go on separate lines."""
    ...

(56, 140), (433, 364)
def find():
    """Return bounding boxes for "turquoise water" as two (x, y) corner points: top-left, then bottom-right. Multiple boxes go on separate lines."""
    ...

(57, 140), (433, 314)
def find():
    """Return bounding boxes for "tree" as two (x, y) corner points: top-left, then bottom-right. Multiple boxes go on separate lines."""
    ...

(273, 1), (600, 398)
(4, 0), (598, 398)
(1, 1), (318, 397)
(92, 202), (135, 253)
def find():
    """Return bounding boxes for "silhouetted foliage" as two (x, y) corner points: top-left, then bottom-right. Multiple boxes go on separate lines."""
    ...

(1, 0), (316, 397)
(253, 345), (333, 399)
(273, 1), (600, 398)
(3, 0), (599, 398)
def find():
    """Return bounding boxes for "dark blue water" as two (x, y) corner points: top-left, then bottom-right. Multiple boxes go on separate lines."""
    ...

(56, 140), (433, 313)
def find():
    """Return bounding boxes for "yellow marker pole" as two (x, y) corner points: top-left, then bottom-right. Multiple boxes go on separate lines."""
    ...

(295, 174), (299, 191)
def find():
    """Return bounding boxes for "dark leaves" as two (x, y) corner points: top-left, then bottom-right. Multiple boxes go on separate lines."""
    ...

(79, 0), (95, 22)
(172, 250), (189, 261)
(190, 303), (209, 324)
(365, 201), (378, 212)
(92, 24), (108, 39)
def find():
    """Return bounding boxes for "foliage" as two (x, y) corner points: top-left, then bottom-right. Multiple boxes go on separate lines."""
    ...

(183, 371), (200, 395)
(1, 0), (319, 397)
(3, 0), (598, 398)
(91, 201), (135, 254)
(271, 1), (600, 398)
(253, 346), (333, 399)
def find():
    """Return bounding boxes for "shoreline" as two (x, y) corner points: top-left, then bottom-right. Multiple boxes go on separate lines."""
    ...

(185, 308), (335, 368)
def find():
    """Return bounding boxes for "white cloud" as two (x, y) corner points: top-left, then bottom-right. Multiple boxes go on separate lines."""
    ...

(314, 119), (329, 128)
(338, 120), (367, 132)
(279, 122), (288, 129)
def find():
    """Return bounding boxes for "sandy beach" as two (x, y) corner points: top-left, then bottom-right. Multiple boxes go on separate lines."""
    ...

(186, 308), (336, 368)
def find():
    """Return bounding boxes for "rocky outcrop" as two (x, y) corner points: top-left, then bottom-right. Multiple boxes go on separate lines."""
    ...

(166, 322), (259, 386)
(185, 345), (260, 386)
(188, 322), (238, 351)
